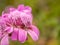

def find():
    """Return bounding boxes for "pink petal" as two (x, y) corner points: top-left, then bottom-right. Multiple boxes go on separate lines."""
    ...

(28, 30), (38, 41)
(31, 25), (39, 36)
(2, 14), (13, 26)
(5, 27), (13, 33)
(15, 18), (23, 26)
(23, 6), (32, 13)
(0, 31), (2, 39)
(2, 6), (15, 14)
(25, 6), (32, 11)
(2, 14), (9, 18)
(20, 14), (32, 27)
(1, 34), (9, 45)
(8, 7), (15, 12)
(17, 4), (24, 11)
(18, 29), (27, 43)
(11, 28), (18, 40)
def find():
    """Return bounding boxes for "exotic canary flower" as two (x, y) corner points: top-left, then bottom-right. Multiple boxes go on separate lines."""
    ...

(2, 4), (39, 43)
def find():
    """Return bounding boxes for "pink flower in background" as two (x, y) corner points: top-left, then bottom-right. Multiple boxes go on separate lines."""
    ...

(1, 4), (39, 43)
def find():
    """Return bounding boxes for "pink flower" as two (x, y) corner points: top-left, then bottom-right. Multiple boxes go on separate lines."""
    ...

(2, 4), (39, 43)
(0, 17), (9, 45)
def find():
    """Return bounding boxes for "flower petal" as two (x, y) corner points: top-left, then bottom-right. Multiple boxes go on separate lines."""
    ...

(2, 6), (15, 14)
(11, 28), (18, 40)
(18, 29), (27, 43)
(25, 6), (32, 11)
(0, 30), (2, 39)
(2, 14), (9, 18)
(28, 30), (38, 41)
(1, 34), (9, 45)
(31, 25), (39, 36)
(23, 6), (32, 13)
(20, 14), (32, 27)
(5, 27), (13, 33)
(17, 4), (24, 11)
(8, 7), (15, 12)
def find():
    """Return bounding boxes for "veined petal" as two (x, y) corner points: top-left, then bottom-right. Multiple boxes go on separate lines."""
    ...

(11, 28), (18, 40)
(28, 30), (38, 41)
(31, 25), (39, 36)
(1, 34), (9, 45)
(20, 14), (32, 27)
(18, 29), (27, 43)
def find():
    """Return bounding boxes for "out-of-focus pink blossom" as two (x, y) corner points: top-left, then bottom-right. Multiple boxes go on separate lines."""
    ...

(0, 17), (9, 45)
(1, 4), (39, 43)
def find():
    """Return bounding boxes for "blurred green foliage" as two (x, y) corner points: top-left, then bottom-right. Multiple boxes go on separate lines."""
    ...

(0, 0), (60, 45)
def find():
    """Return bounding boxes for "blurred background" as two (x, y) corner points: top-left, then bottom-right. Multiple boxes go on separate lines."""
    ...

(0, 0), (60, 45)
